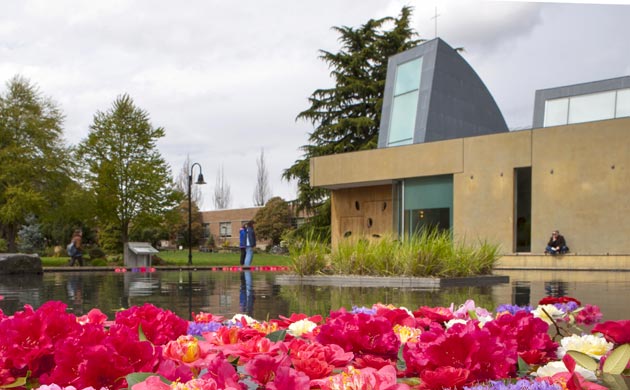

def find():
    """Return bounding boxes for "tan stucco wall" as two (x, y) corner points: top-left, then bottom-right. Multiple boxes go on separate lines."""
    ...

(313, 118), (630, 254)
(330, 185), (393, 248)
(453, 130), (531, 253)
(311, 138), (463, 188)
(530, 119), (630, 254)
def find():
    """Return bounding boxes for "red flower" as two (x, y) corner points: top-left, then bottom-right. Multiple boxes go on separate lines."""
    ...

(287, 338), (353, 379)
(412, 306), (454, 323)
(539, 296), (582, 306)
(317, 311), (400, 359)
(375, 307), (415, 327)
(592, 320), (630, 344)
(485, 310), (558, 367)
(575, 305), (602, 325)
(420, 366), (470, 390)
(271, 313), (323, 328)
(115, 303), (188, 345)
(403, 321), (513, 385)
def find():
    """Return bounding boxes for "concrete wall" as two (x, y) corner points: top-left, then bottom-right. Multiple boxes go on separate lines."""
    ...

(315, 117), (630, 254)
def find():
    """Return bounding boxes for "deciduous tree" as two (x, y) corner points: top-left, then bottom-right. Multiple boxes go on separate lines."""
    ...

(0, 76), (70, 251)
(253, 149), (271, 206)
(77, 94), (178, 246)
(213, 165), (231, 210)
(254, 197), (292, 246)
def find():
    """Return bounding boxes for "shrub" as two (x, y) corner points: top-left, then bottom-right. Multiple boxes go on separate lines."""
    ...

(88, 247), (107, 260)
(90, 258), (108, 266)
(0, 238), (7, 252)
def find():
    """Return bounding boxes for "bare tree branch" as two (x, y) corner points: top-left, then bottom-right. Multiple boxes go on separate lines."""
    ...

(253, 148), (271, 206)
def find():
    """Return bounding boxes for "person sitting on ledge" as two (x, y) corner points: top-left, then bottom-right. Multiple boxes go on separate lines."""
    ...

(545, 230), (569, 255)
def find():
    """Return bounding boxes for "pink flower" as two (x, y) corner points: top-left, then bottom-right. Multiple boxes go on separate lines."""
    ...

(244, 354), (291, 386)
(131, 376), (170, 390)
(311, 365), (409, 390)
(265, 366), (310, 390)
(575, 305), (602, 325)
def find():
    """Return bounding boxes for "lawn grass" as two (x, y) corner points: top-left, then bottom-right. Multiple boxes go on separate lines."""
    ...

(40, 250), (292, 267)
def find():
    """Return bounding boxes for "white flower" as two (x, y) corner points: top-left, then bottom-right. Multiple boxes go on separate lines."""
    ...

(557, 334), (613, 359)
(532, 304), (565, 324)
(444, 319), (467, 329)
(534, 361), (597, 381)
(231, 313), (257, 325)
(477, 314), (494, 328)
(288, 319), (317, 337)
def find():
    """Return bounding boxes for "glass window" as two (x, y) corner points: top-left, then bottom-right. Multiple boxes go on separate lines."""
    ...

(389, 91), (419, 146)
(568, 91), (616, 124)
(616, 88), (630, 118)
(543, 98), (568, 127)
(202, 223), (210, 238)
(388, 57), (423, 147)
(394, 57), (423, 95)
(219, 222), (232, 237)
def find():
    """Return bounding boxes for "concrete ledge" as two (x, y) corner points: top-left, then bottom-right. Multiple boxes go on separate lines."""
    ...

(274, 274), (509, 288)
(496, 254), (630, 271)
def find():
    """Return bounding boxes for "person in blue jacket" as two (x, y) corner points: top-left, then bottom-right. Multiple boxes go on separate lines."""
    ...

(244, 220), (256, 266)
(239, 223), (247, 265)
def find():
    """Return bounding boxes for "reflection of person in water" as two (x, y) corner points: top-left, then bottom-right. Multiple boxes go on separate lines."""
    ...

(545, 280), (568, 297)
(66, 274), (84, 314)
(239, 270), (254, 316)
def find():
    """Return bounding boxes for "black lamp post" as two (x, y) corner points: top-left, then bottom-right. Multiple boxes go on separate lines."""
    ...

(188, 162), (206, 266)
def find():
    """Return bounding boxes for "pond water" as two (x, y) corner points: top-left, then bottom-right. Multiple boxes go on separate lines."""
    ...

(1, 269), (629, 321)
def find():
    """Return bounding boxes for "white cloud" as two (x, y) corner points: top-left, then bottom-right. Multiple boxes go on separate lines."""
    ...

(1, 0), (629, 208)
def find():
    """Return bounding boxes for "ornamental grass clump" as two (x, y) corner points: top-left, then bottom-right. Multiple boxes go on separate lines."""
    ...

(324, 229), (500, 277)
(287, 230), (329, 276)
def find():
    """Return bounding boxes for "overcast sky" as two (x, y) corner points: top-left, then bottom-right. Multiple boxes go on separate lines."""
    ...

(2, 0), (629, 210)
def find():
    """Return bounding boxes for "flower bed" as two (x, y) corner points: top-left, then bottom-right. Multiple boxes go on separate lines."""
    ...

(0, 297), (628, 389)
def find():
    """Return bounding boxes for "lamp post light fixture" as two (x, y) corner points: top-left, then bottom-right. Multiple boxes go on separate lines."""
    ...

(188, 162), (206, 266)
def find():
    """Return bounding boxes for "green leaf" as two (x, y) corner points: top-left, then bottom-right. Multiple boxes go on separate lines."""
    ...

(517, 356), (532, 376)
(603, 344), (630, 374)
(0, 376), (27, 388)
(567, 350), (599, 371)
(397, 344), (407, 371)
(601, 373), (630, 390)
(138, 323), (148, 342)
(125, 373), (170, 388)
(468, 309), (478, 320)
(266, 329), (287, 342)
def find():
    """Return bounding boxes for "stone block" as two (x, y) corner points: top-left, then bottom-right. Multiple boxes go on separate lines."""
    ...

(0, 253), (43, 274)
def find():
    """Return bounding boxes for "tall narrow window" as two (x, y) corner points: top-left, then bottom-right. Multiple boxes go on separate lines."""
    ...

(388, 57), (423, 146)
(514, 167), (531, 253)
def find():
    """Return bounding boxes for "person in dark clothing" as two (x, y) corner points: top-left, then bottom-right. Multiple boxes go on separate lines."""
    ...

(69, 230), (84, 266)
(239, 224), (247, 266)
(545, 230), (569, 255)
(244, 220), (256, 266)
